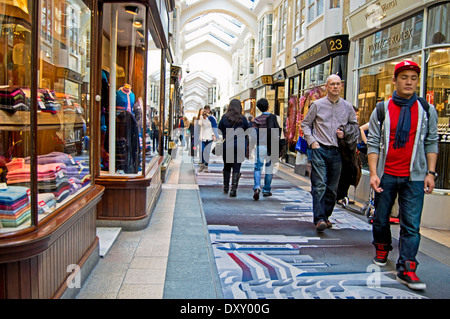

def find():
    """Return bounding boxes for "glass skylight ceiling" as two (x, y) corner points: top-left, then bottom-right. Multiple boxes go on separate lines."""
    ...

(235, 0), (256, 10)
(185, 0), (255, 9)
(183, 13), (244, 52)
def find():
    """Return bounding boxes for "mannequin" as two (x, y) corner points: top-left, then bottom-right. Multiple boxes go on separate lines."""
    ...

(116, 83), (135, 114)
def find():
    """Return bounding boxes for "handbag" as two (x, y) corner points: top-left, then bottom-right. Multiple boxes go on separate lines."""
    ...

(295, 136), (308, 154)
(211, 140), (223, 155)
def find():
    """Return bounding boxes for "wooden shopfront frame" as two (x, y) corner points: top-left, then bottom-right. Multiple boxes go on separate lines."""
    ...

(0, 0), (105, 299)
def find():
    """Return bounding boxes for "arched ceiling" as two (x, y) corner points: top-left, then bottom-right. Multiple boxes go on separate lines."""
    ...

(182, 70), (217, 111)
(176, 0), (259, 114)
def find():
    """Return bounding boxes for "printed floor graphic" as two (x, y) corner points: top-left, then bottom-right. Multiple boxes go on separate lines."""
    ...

(195, 158), (450, 299)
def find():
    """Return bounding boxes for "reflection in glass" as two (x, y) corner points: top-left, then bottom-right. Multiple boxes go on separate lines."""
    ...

(426, 3), (450, 46)
(426, 48), (450, 119)
(0, 0), (32, 233)
(358, 53), (421, 125)
(357, 53), (421, 170)
(101, 3), (159, 176)
(145, 31), (161, 165)
(36, 0), (91, 224)
(359, 13), (423, 67)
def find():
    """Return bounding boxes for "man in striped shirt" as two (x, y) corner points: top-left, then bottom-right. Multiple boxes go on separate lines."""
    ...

(301, 74), (358, 232)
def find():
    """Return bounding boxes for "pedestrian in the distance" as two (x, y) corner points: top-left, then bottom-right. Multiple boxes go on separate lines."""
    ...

(251, 98), (281, 200)
(218, 99), (250, 197)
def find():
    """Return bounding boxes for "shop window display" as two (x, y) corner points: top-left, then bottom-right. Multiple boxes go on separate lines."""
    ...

(0, 0), (91, 233)
(100, 3), (159, 176)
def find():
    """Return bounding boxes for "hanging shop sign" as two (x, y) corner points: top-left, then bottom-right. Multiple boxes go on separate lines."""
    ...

(285, 63), (301, 78)
(272, 69), (286, 83)
(294, 35), (349, 70)
(346, 0), (423, 39)
(171, 65), (182, 80)
(252, 75), (273, 89)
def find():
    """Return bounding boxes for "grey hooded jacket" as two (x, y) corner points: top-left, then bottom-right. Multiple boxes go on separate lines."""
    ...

(367, 99), (439, 181)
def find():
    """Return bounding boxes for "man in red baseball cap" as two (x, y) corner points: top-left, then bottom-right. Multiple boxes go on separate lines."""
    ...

(394, 60), (421, 77)
(366, 59), (439, 290)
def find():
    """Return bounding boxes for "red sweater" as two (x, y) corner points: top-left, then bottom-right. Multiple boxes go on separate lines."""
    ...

(384, 100), (418, 177)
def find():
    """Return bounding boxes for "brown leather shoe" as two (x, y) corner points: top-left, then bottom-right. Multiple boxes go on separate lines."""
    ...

(315, 220), (327, 232)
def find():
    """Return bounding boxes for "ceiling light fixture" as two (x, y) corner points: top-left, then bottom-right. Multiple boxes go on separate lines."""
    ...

(125, 6), (139, 15)
(133, 20), (143, 28)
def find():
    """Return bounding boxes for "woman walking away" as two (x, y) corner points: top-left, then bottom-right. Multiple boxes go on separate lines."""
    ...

(151, 116), (160, 154)
(218, 99), (250, 197)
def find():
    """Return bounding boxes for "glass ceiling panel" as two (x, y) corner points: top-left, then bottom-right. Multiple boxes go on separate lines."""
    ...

(184, 13), (242, 52)
(185, 34), (231, 51)
(185, 24), (235, 44)
(185, 13), (242, 34)
(185, 0), (201, 6)
(186, 0), (255, 9)
(235, 0), (256, 10)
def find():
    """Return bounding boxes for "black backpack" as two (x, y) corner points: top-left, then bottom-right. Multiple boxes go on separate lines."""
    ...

(376, 97), (430, 128)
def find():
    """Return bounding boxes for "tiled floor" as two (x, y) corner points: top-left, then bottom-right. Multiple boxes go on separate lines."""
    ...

(76, 156), (179, 299)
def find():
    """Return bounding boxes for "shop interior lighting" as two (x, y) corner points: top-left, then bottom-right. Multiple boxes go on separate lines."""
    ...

(125, 6), (139, 15)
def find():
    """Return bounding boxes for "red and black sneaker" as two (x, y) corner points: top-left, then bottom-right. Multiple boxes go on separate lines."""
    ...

(373, 243), (390, 266)
(396, 261), (426, 290)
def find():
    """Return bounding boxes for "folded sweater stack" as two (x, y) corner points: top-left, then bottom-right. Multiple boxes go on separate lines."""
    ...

(0, 86), (28, 112)
(0, 186), (30, 227)
(6, 152), (90, 203)
(0, 189), (56, 228)
(38, 89), (61, 114)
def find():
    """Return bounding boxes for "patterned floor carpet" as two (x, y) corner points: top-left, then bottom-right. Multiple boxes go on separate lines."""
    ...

(195, 158), (450, 299)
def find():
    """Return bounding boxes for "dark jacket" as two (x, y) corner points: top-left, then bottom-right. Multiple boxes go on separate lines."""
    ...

(338, 122), (361, 188)
(218, 114), (250, 163)
(252, 113), (281, 156)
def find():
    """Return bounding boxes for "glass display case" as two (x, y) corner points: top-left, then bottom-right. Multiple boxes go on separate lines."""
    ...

(0, 0), (106, 300)
(100, 2), (161, 177)
(95, 1), (169, 231)
(0, 0), (92, 234)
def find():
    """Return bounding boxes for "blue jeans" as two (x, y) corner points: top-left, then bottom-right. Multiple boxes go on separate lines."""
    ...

(308, 146), (342, 224)
(201, 140), (212, 166)
(253, 145), (273, 193)
(372, 174), (424, 270)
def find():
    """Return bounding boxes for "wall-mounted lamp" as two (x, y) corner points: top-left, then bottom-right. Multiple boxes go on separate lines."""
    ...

(133, 20), (143, 28)
(125, 6), (139, 15)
